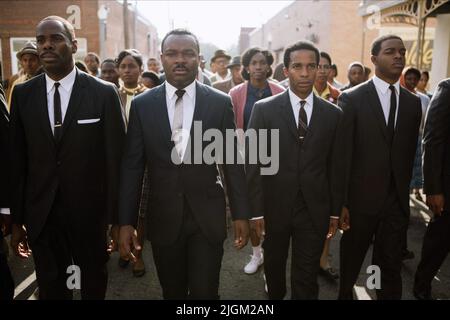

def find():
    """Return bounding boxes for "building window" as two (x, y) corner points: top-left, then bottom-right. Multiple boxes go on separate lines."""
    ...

(74, 38), (88, 62)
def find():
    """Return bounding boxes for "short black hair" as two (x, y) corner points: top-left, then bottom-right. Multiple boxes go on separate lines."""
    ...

(39, 15), (76, 41)
(331, 64), (338, 76)
(241, 47), (274, 81)
(141, 71), (161, 86)
(86, 52), (100, 64)
(320, 52), (332, 65)
(421, 70), (430, 80)
(404, 67), (421, 79)
(75, 60), (87, 73)
(161, 29), (200, 53)
(371, 34), (403, 56)
(101, 58), (116, 68)
(116, 49), (143, 68)
(283, 41), (320, 68)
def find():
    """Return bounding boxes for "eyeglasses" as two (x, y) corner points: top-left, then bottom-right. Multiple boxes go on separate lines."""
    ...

(317, 64), (331, 71)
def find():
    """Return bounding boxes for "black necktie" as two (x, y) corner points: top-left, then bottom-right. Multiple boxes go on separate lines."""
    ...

(387, 85), (397, 144)
(53, 82), (62, 142)
(298, 100), (307, 143)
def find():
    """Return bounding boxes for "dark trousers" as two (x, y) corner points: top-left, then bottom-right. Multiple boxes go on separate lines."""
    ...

(31, 198), (108, 300)
(151, 199), (224, 300)
(263, 199), (326, 300)
(339, 188), (408, 300)
(414, 211), (450, 294)
(0, 234), (14, 300)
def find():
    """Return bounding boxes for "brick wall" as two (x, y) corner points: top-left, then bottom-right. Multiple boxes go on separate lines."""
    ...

(0, 0), (99, 80)
(0, 0), (159, 81)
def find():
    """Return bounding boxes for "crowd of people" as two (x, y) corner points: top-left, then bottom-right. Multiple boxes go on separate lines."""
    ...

(0, 14), (449, 301)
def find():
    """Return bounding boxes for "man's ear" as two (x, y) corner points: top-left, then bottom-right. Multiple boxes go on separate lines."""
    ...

(71, 39), (78, 55)
(370, 55), (377, 67)
(283, 67), (289, 78)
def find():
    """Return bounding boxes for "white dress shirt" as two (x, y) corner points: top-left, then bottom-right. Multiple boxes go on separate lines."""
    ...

(165, 80), (196, 160)
(289, 89), (314, 126)
(45, 67), (77, 133)
(372, 75), (400, 127)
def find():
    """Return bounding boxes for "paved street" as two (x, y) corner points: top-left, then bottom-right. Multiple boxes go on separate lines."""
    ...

(7, 195), (450, 300)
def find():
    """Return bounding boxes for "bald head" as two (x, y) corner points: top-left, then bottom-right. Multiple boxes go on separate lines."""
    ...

(38, 16), (76, 41)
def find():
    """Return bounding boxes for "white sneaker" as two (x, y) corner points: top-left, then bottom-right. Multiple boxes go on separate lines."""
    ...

(244, 254), (264, 274)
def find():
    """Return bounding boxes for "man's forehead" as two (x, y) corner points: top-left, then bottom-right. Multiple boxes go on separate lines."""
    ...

(36, 20), (65, 35)
(21, 53), (38, 60)
(381, 38), (405, 49)
(164, 34), (197, 49)
(291, 50), (316, 61)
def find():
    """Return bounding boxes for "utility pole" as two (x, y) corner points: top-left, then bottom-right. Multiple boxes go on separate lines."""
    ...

(123, 0), (129, 49)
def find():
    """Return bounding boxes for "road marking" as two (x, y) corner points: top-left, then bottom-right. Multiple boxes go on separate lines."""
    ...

(354, 285), (373, 300)
(14, 271), (36, 299)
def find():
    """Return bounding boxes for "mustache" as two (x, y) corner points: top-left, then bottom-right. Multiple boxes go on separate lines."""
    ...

(173, 64), (189, 71)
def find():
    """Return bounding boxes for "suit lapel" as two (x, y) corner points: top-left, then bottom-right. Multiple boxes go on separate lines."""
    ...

(60, 70), (85, 143)
(191, 82), (208, 136)
(367, 80), (389, 144)
(394, 87), (408, 143)
(36, 76), (56, 147)
(303, 95), (323, 147)
(279, 91), (299, 141)
(153, 84), (174, 150)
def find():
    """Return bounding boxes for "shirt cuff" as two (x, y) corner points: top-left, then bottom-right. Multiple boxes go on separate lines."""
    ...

(250, 216), (264, 220)
(330, 216), (339, 219)
(0, 208), (11, 215)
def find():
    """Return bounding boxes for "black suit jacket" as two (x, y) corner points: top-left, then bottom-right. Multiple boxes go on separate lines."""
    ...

(119, 82), (249, 246)
(339, 80), (422, 216)
(246, 91), (344, 236)
(0, 83), (10, 211)
(422, 79), (450, 207)
(9, 70), (125, 243)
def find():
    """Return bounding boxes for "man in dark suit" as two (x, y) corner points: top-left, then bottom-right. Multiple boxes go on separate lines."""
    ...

(0, 82), (15, 300)
(118, 29), (249, 300)
(414, 78), (450, 300)
(246, 41), (344, 300)
(338, 35), (422, 300)
(9, 16), (125, 300)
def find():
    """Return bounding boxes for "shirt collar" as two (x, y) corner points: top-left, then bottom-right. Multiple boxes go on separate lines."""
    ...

(45, 67), (77, 94)
(289, 88), (314, 108)
(313, 84), (331, 99)
(373, 75), (400, 95)
(165, 80), (197, 100)
(214, 70), (230, 81)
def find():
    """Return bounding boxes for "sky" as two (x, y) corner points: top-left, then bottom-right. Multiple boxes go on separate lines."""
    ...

(136, 0), (294, 49)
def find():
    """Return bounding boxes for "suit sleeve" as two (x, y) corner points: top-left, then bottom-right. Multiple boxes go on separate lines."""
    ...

(337, 92), (355, 207)
(423, 80), (450, 195)
(9, 86), (27, 225)
(118, 99), (146, 227)
(0, 83), (11, 209)
(221, 98), (250, 220)
(104, 85), (126, 224)
(328, 108), (345, 217)
(245, 102), (266, 218)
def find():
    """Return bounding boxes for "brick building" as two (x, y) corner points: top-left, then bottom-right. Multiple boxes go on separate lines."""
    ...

(242, 0), (444, 86)
(0, 0), (159, 81)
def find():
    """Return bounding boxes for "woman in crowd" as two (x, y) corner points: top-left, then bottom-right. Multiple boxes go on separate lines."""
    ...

(229, 47), (284, 276)
(111, 49), (148, 277)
